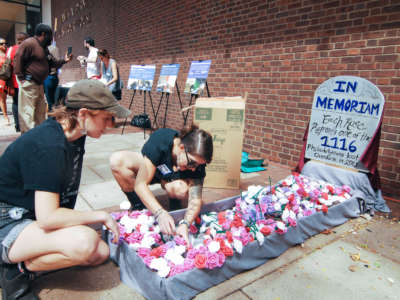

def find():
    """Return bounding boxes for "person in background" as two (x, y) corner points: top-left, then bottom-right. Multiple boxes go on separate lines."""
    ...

(14, 24), (72, 133)
(98, 49), (122, 100)
(0, 37), (10, 125)
(77, 37), (100, 79)
(6, 32), (29, 132)
(0, 79), (131, 300)
(110, 125), (213, 245)
(43, 43), (61, 112)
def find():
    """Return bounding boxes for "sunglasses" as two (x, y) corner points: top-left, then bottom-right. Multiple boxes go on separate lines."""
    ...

(184, 147), (200, 169)
(0, 42), (6, 46)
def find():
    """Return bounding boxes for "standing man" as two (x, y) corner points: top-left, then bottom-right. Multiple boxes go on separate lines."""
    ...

(14, 23), (72, 133)
(6, 32), (28, 132)
(77, 37), (100, 79)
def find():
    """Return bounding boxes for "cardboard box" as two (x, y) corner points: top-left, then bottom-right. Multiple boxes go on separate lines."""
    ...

(194, 96), (246, 189)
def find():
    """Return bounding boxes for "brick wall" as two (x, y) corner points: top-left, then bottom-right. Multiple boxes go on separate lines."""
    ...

(52, 0), (400, 198)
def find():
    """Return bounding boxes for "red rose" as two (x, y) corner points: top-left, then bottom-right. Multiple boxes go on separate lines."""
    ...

(150, 246), (163, 258)
(194, 254), (207, 269)
(288, 194), (295, 202)
(292, 171), (300, 177)
(195, 216), (201, 224)
(322, 205), (328, 213)
(231, 215), (243, 228)
(135, 224), (141, 231)
(245, 226), (251, 232)
(189, 224), (198, 234)
(220, 245), (233, 257)
(327, 185), (334, 194)
(226, 231), (233, 243)
(322, 192), (329, 200)
(260, 226), (272, 235)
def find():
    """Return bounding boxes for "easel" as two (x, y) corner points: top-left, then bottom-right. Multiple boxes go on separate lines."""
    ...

(121, 89), (136, 135)
(179, 81), (211, 125)
(153, 91), (170, 129)
(121, 89), (156, 139)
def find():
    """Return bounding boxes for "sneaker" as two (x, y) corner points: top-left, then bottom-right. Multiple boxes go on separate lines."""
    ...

(125, 191), (146, 210)
(0, 263), (38, 300)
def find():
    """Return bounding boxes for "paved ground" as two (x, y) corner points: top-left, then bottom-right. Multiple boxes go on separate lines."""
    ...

(0, 101), (399, 300)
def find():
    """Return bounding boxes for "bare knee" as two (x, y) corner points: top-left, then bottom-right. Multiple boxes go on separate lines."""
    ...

(109, 151), (126, 173)
(165, 180), (188, 200)
(69, 228), (103, 265)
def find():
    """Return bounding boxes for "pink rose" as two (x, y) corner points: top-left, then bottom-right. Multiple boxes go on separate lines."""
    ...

(183, 258), (195, 271)
(137, 247), (151, 258)
(206, 252), (220, 269)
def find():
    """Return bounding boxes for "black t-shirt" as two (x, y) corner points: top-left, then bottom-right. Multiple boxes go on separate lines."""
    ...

(0, 118), (86, 214)
(141, 128), (205, 183)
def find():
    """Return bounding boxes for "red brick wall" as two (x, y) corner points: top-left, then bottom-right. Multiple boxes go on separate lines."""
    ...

(52, 0), (400, 198)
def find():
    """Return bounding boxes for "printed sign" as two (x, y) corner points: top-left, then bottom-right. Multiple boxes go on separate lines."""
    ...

(305, 76), (384, 170)
(127, 65), (156, 91)
(184, 60), (211, 94)
(156, 64), (180, 93)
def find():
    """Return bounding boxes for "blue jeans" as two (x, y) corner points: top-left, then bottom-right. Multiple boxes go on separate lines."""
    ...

(43, 74), (59, 111)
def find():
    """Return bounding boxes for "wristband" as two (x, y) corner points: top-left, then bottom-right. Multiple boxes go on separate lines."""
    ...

(154, 208), (165, 220)
(178, 219), (190, 227)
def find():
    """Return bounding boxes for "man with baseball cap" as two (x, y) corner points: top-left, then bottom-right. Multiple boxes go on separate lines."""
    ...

(0, 79), (129, 299)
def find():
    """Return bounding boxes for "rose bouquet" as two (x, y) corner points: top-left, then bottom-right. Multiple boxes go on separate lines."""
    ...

(111, 172), (352, 278)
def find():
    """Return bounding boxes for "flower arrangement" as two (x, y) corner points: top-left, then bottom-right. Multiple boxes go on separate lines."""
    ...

(111, 172), (352, 278)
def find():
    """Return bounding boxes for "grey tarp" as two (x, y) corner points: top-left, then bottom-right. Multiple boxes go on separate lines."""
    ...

(302, 161), (390, 213)
(104, 163), (364, 300)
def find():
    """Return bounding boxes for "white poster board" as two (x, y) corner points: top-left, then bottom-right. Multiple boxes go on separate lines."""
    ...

(305, 76), (384, 170)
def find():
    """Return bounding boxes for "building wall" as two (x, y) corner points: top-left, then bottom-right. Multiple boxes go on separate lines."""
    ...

(52, 0), (400, 198)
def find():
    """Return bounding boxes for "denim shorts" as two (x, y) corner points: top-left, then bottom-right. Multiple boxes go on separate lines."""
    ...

(0, 202), (33, 264)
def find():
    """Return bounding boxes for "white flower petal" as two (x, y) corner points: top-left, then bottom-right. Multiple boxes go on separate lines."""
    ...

(120, 200), (131, 210)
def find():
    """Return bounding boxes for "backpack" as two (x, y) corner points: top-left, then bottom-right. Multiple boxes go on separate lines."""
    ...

(0, 53), (12, 81)
(131, 114), (151, 129)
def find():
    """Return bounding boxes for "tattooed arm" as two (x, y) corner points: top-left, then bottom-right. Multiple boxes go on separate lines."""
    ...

(176, 178), (203, 245)
(183, 178), (203, 223)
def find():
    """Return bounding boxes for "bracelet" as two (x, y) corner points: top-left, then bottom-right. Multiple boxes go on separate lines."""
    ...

(154, 208), (165, 220)
(178, 219), (190, 227)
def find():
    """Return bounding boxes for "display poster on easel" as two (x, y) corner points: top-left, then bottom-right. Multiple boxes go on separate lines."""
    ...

(156, 64), (180, 93)
(184, 60), (211, 94)
(127, 65), (156, 91)
(305, 76), (385, 170)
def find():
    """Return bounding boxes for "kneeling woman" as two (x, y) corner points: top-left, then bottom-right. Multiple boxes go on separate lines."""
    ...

(110, 125), (213, 244)
(0, 80), (130, 299)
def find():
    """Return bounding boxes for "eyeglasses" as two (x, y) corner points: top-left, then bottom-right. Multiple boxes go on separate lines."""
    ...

(0, 43), (6, 46)
(184, 147), (200, 169)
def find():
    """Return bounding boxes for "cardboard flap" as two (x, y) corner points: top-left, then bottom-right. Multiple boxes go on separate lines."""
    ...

(195, 96), (245, 109)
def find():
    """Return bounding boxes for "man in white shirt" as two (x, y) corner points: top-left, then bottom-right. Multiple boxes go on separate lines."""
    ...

(77, 37), (100, 79)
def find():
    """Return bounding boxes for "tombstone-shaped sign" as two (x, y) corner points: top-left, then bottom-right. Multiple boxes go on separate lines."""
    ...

(305, 76), (384, 170)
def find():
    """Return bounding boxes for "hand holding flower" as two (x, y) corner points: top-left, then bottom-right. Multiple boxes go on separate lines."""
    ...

(103, 212), (120, 243)
(157, 210), (176, 235)
(176, 223), (190, 246)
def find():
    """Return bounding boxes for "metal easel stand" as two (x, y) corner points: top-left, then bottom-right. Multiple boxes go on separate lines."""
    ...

(121, 89), (136, 135)
(154, 92), (170, 129)
(180, 81), (211, 126)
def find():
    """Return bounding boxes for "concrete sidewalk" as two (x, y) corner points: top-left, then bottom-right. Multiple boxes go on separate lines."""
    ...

(0, 116), (399, 300)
